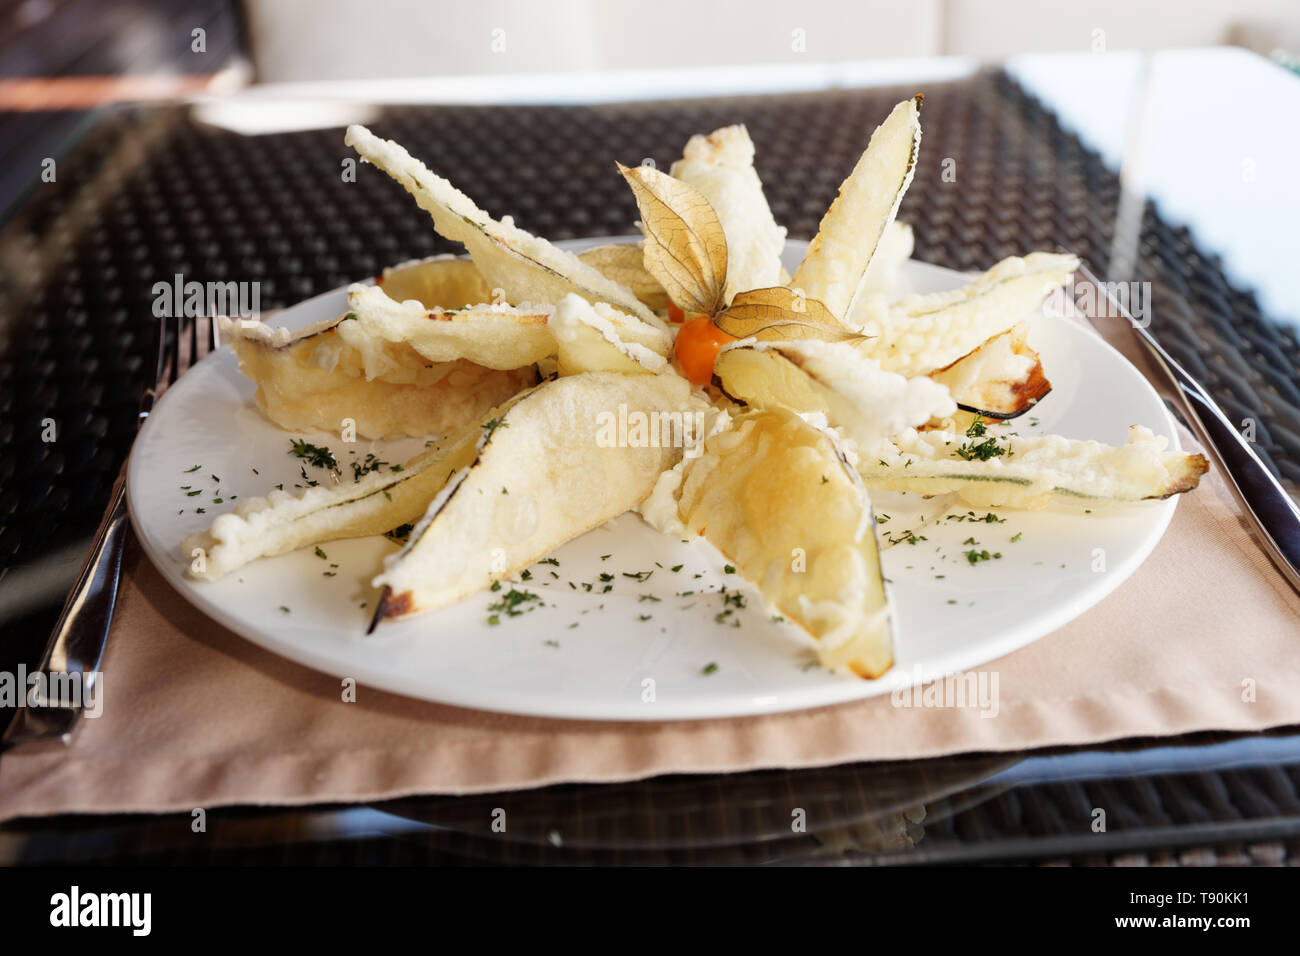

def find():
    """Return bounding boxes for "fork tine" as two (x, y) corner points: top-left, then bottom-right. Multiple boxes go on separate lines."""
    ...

(166, 315), (181, 386)
(172, 315), (194, 385)
(151, 315), (169, 391)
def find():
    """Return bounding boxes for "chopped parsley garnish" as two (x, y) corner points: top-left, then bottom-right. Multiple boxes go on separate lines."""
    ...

(671, 564), (683, 573)
(964, 549), (1003, 565)
(622, 570), (653, 583)
(956, 416), (1006, 462)
(487, 587), (541, 620)
(482, 418), (509, 440)
(314, 547), (328, 560)
(883, 529), (926, 546)
(723, 565), (736, 574)
(351, 453), (389, 481)
(184, 464), (201, 473)
(289, 439), (338, 472)
(701, 662), (719, 676)
(714, 588), (746, 626)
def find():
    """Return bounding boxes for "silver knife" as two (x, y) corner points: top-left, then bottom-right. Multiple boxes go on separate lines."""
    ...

(1074, 266), (1300, 596)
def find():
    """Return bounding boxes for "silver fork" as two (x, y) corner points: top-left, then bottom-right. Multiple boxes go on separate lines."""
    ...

(1, 315), (219, 750)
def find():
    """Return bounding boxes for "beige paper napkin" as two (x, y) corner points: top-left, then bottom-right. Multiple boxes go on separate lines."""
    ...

(1, 433), (1298, 821)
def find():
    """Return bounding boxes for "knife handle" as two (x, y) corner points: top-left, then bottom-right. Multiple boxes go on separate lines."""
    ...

(1144, 326), (1300, 594)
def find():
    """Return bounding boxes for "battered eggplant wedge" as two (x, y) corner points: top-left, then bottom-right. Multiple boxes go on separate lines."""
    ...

(929, 324), (1051, 420)
(858, 424), (1209, 509)
(549, 294), (672, 376)
(790, 96), (923, 319)
(856, 220), (914, 299)
(859, 252), (1078, 377)
(374, 254), (494, 309)
(220, 313), (536, 440)
(669, 124), (788, 304)
(674, 408), (895, 678)
(345, 124), (665, 330)
(371, 371), (702, 624)
(712, 338), (955, 457)
(347, 282), (555, 370)
(181, 426), (490, 581)
(576, 243), (671, 313)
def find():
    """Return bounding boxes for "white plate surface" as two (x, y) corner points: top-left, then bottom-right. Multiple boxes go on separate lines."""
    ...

(127, 239), (1180, 720)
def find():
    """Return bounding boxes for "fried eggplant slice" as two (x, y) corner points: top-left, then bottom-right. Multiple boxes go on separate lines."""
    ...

(860, 252), (1077, 377)
(676, 408), (894, 677)
(858, 424), (1209, 509)
(347, 282), (554, 370)
(375, 254), (493, 307)
(550, 294), (672, 375)
(372, 372), (702, 622)
(182, 427), (489, 581)
(713, 338), (955, 457)
(790, 97), (922, 319)
(344, 124), (664, 330)
(669, 124), (787, 305)
(929, 324), (1051, 420)
(220, 314), (536, 440)
(576, 243), (670, 313)
(856, 220), (914, 299)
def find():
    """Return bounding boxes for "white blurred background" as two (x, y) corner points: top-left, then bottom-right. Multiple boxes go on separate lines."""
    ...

(243, 0), (1300, 81)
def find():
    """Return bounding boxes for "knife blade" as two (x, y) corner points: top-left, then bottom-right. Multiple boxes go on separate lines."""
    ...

(1072, 266), (1300, 596)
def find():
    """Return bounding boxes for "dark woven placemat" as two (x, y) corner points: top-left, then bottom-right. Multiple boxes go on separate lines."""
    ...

(2, 69), (1299, 863)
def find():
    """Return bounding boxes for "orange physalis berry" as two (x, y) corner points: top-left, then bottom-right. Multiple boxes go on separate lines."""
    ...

(674, 315), (737, 386)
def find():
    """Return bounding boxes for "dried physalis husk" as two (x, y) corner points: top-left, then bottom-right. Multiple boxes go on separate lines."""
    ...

(616, 162), (728, 317)
(712, 287), (866, 343)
